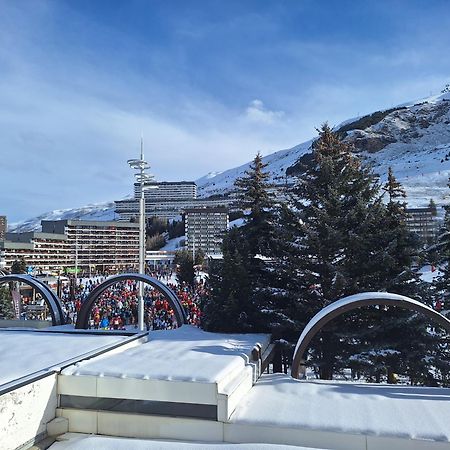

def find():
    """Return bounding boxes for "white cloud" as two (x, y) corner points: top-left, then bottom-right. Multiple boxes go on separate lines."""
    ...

(244, 99), (285, 124)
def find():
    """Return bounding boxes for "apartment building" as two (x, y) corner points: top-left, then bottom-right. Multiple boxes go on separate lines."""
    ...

(41, 220), (140, 272)
(405, 207), (439, 243)
(134, 181), (197, 201)
(1, 232), (69, 272)
(0, 216), (6, 241)
(115, 197), (233, 221)
(185, 207), (229, 255)
(0, 220), (139, 273)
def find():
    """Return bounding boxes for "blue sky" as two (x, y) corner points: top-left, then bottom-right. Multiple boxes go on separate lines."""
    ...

(1, 0), (450, 222)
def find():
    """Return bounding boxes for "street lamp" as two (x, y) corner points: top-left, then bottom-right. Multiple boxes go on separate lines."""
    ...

(127, 138), (155, 331)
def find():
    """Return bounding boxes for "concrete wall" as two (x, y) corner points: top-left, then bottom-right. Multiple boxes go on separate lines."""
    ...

(0, 374), (57, 450)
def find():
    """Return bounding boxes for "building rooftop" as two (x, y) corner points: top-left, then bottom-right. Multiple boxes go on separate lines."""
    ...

(184, 207), (229, 213)
(62, 325), (269, 383)
(1, 324), (449, 450)
(0, 329), (132, 387)
(5, 231), (67, 242)
(49, 434), (319, 449)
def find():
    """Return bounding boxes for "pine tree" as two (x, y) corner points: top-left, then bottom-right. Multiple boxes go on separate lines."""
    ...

(432, 177), (450, 384)
(429, 198), (438, 217)
(435, 177), (450, 307)
(280, 126), (427, 380)
(174, 250), (195, 286)
(202, 228), (254, 332)
(275, 124), (386, 378)
(11, 258), (27, 274)
(234, 153), (277, 257)
(0, 286), (14, 320)
(338, 166), (437, 384)
(202, 153), (278, 333)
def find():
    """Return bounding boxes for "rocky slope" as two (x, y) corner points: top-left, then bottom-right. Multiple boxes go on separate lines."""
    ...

(10, 92), (450, 232)
(197, 92), (450, 210)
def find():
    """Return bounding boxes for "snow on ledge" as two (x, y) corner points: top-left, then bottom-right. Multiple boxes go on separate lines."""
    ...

(49, 434), (320, 450)
(0, 330), (128, 387)
(230, 373), (450, 442)
(62, 325), (270, 383)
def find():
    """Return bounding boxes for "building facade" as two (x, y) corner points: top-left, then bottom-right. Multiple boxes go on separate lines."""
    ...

(134, 181), (197, 202)
(115, 197), (233, 221)
(0, 220), (139, 273)
(42, 220), (140, 272)
(1, 232), (69, 272)
(405, 207), (439, 243)
(116, 180), (235, 221)
(0, 216), (7, 241)
(184, 207), (229, 255)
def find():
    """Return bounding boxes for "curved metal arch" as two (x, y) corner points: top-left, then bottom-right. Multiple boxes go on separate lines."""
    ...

(31, 277), (66, 323)
(75, 273), (188, 329)
(291, 292), (450, 379)
(0, 274), (66, 326)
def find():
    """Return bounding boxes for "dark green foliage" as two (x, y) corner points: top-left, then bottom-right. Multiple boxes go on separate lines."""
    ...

(434, 177), (450, 305)
(168, 219), (184, 239)
(234, 153), (277, 257)
(202, 153), (278, 333)
(337, 106), (407, 134)
(11, 258), (27, 274)
(147, 233), (166, 250)
(146, 217), (168, 237)
(174, 250), (195, 286)
(146, 217), (185, 242)
(280, 125), (426, 380)
(228, 210), (245, 222)
(429, 198), (438, 217)
(0, 286), (14, 319)
(202, 228), (256, 332)
(194, 248), (206, 267)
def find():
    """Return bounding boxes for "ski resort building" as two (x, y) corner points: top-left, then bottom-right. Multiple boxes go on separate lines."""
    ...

(1, 232), (69, 272)
(0, 277), (450, 450)
(115, 180), (234, 221)
(0, 215), (7, 241)
(1, 323), (450, 450)
(405, 207), (439, 243)
(0, 220), (139, 273)
(185, 207), (229, 255)
(134, 181), (197, 201)
(41, 220), (139, 273)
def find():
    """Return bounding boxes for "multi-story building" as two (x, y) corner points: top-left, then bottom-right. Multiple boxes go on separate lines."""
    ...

(41, 220), (140, 272)
(0, 220), (140, 273)
(115, 197), (233, 221)
(184, 207), (229, 255)
(134, 181), (197, 202)
(116, 179), (235, 221)
(405, 207), (439, 243)
(0, 216), (7, 241)
(1, 231), (69, 272)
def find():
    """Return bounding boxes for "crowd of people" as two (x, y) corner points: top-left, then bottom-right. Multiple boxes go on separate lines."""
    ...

(58, 267), (206, 331)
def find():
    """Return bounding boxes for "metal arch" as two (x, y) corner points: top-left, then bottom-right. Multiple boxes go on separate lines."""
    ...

(0, 274), (66, 326)
(75, 273), (188, 329)
(30, 277), (67, 323)
(291, 292), (450, 379)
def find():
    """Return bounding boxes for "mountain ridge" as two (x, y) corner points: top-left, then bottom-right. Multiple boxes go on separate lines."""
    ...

(9, 91), (450, 232)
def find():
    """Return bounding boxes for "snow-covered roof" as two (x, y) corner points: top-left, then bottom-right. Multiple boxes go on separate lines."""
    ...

(230, 373), (450, 442)
(50, 434), (320, 450)
(0, 330), (129, 387)
(62, 325), (270, 383)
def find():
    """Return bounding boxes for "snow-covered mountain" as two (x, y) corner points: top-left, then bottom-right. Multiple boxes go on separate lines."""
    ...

(10, 91), (450, 233)
(8, 201), (117, 233)
(196, 92), (450, 209)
